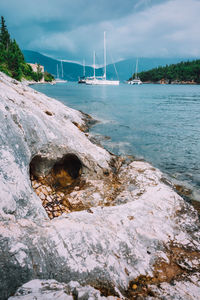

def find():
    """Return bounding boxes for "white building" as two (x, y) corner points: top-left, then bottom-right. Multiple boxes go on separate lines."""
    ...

(28, 63), (44, 73)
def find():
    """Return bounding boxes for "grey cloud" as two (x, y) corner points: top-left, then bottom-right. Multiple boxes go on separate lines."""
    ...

(0, 0), (199, 63)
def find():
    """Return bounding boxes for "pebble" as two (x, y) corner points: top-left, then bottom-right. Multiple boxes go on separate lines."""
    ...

(46, 195), (52, 202)
(48, 213), (53, 219)
(31, 177), (84, 219)
(54, 212), (60, 217)
(32, 181), (40, 189)
(42, 200), (48, 206)
(132, 284), (137, 290)
(36, 186), (44, 194)
(46, 186), (52, 193)
(57, 192), (64, 197)
(35, 189), (40, 196)
(39, 192), (46, 200)
(42, 188), (49, 196)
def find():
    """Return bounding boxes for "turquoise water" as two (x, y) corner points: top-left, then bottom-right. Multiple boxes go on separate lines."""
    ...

(32, 82), (200, 199)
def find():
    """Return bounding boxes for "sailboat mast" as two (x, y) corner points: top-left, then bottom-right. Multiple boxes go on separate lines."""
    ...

(135, 58), (138, 79)
(104, 31), (106, 80)
(57, 64), (59, 79)
(93, 51), (96, 79)
(61, 60), (64, 78)
(83, 59), (85, 77)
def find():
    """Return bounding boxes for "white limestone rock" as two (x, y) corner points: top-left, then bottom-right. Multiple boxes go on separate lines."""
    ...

(8, 279), (113, 300)
(0, 72), (200, 300)
(148, 273), (200, 300)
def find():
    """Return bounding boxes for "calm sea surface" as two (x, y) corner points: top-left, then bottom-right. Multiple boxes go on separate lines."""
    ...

(32, 82), (200, 200)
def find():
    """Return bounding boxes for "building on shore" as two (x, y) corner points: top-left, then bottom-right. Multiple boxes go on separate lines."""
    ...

(28, 63), (44, 73)
(28, 63), (45, 82)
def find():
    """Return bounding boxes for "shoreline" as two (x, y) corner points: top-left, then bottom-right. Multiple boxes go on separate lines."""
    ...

(91, 131), (200, 213)
(142, 81), (200, 85)
(22, 79), (57, 86)
(30, 80), (200, 211)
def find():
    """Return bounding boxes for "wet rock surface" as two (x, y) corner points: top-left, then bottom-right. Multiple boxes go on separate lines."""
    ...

(0, 72), (200, 300)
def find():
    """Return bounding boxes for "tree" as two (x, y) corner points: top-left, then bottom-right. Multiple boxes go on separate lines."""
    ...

(7, 40), (22, 80)
(36, 64), (43, 81)
(44, 71), (54, 82)
(136, 60), (200, 84)
(0, 16), (11, 51)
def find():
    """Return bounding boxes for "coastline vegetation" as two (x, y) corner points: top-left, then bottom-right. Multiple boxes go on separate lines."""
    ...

(132, 60), (200, 84)
(44, 71), (54, 82)
(0, 16), (54, 82)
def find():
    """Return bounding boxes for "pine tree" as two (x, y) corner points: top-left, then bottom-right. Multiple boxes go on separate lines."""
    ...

(0, 41), (3, 63)
(0, 17), (24, 80)
(8, 40), (22, 80)
(0, 16), (11, 51)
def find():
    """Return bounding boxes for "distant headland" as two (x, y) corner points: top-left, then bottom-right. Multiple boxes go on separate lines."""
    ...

(129, 60), (200, 84)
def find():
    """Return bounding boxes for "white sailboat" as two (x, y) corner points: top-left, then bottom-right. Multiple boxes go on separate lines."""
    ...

(128, 58), (142, 85)
(55, 61), (67, 83)
(85, 32), (119, 85)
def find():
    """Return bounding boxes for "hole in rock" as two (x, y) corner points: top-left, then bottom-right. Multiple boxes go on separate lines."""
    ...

(45, 110), (53, 116)
(30, 154), (84, 219)
(52, 154), (82, 188)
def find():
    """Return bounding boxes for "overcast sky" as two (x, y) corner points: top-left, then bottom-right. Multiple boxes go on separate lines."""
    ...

(1, 0), (200, 64)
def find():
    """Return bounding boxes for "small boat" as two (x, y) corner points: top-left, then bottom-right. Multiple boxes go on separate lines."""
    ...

(78, 60), (87, 83)
(128, 59), (142, 85)
(78, 77), (86, 83)
(85, 32), (119, 86)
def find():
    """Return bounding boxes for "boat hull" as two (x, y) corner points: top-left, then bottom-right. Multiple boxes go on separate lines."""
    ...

(55, 79), (68, 83)
(128, 79), (142, 85)
(85, 79), (119, 85)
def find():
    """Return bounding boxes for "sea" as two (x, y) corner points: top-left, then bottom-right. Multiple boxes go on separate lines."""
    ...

(32, 82), (200, 202)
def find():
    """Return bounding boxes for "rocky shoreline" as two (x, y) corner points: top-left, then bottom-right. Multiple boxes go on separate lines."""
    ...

(0, 71), (200, 299)
(22, 79), (57, 86)
(142, 80), (199, 85)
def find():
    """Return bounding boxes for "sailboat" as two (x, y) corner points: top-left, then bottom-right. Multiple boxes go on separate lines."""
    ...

(78, 59), (87, 83)
(55, 61), (67, 83)
(85, 32), (119, 85)
(128, 58), (142, 85)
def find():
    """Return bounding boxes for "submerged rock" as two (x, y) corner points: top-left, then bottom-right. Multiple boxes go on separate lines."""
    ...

(0, 72), (200, 300)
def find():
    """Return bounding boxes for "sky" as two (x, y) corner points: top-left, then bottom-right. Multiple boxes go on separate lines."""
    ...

(1, 0), (200, 64)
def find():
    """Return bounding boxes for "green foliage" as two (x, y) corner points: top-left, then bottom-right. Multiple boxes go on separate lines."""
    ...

(44, 71), (54, 82)
(36, 64), (43, 81)
(0, 63), (12, 76)
(0, 16), (11, 52)
(0, 16), (54, 82)
(135, 60), (200, 83)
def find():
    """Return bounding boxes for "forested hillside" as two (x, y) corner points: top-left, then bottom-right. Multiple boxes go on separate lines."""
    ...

(0, 16), (53, 82)
(134, 60), (200, 83)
